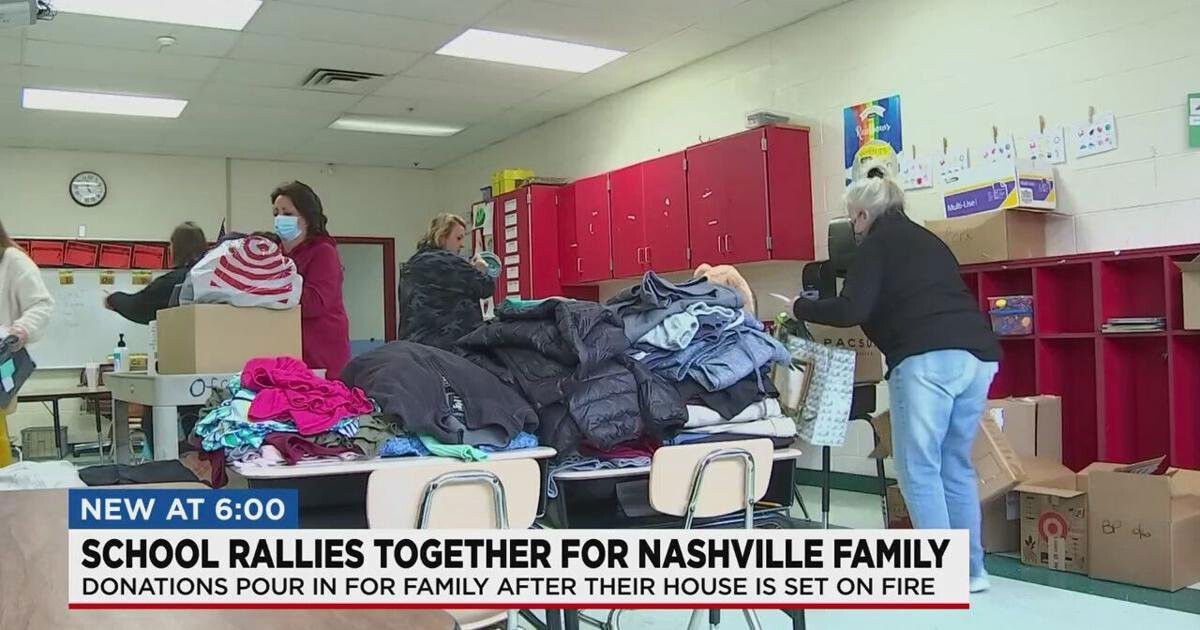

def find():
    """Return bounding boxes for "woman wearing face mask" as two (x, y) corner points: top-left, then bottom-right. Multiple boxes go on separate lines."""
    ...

(270, 181), (351, 379)
(791, 176), (1000, 593)
(398, 213), (493, 351)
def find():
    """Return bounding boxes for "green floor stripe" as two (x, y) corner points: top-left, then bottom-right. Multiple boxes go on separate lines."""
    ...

(985, 554), (1200, 615)
(794, 468), (894, 495)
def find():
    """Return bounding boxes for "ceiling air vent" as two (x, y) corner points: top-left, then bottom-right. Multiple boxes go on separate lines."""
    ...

(300, 68), (385, 92)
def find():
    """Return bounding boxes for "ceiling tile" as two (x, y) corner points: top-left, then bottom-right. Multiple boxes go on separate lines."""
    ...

(1, 109), (170, 150)
(23, 40), (220, 80)
(194, 83), (364, 112)
(477, 0), (684, 51)
(349, 95), (508, 125)
(172, 102), (335, 136)
(18, 65), (205, 99)
(208, 60), (313, 88)
(0, 64), (20, 85)
(402, 55), (575, 93)
(0, 36), (19, 64)
(245, 3), (462, 52)
(23, 13), (240, 57)
(286, 129), (434, 166)
(541, 0), (743, 24)
(228, 34), (423, 75)
(276, 0), (507, 25)
(695, 0), (840, 38)
(371, 75), (530, 108)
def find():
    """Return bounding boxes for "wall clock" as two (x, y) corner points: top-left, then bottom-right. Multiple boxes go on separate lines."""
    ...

(69, 171), (107, 207)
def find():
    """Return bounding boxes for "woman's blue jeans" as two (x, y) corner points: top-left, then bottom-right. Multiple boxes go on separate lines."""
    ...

(889, 349), (998, 578)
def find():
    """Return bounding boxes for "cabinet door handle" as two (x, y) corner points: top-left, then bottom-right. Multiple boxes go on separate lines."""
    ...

(724, 234), (732, 253)
(644, 246), (651, 265)
(717, 235), (723, 253)
(636, 247), (644, 264)
(577, 258), (582, 274)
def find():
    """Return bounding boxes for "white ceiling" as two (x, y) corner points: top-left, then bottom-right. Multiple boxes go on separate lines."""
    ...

(0, 0), (840, 168)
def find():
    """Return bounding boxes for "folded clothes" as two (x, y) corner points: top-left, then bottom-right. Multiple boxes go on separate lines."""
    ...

(636, 303), (743, 351)
(675, 370), (776, 420)
(680, 416), (796, 438)
(193, 375), (361, 452)
(243, 357), (373, 435)
(665, 433), (794, 449)
(547, 453), (652, 498)
(607, 272), (743, 342)
(580, 435), (659, 460)
(261, 432), (362, 466)
(635, 317), (789, 392)
(684, 399), (783, 429)
(378, 431), (540, 461)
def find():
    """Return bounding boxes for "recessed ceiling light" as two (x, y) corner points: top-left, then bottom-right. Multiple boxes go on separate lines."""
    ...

(22, 88), (188, 118)
(329, 115), (463, 137)
(52, 0), (263, 30)
(436, 29), (626, 73)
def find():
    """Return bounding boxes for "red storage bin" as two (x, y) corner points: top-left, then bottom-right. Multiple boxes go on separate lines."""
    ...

(13, 240), (30, 253)
(28, 241), (65, 266)
(131, 244), (167, 269)
(98, 243), (133, 269)
(64, 241), (99, 267)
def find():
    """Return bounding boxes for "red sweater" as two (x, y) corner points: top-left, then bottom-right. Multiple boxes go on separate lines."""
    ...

(286, 235), (351, 380)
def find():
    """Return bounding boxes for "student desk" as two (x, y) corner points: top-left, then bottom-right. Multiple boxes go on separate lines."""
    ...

(104, 369), (326, 464)
(17, 385), (110, 461)
(232, 447), (558, 528)
(0, 488), (458, 630)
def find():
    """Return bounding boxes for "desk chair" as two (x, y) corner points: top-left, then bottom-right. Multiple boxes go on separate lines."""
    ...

(366, 458), (541, 630)
(584, 439), (788, 630)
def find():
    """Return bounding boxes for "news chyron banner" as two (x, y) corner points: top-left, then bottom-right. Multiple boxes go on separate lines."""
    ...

(68, 489), (969, 610)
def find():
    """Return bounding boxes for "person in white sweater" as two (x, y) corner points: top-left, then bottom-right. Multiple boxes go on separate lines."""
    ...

(0, 219), (55, 467)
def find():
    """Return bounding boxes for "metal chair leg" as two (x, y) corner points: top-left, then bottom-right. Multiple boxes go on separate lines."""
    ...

(709, 608), (720, 629)
(742, 610), (764, 630)
(821, 446), (831, 529)
(792, 483), (811, 520)
(792, 609), (807, 630)
(507, 610), (518, 630)
(687, 609), (705, 630)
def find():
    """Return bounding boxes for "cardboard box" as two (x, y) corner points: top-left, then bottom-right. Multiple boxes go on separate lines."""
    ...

(1087, 466), (1200, 591)
(985, 456), (1077, 553)
(986, 396), (1063, 462)
(1176, 255), (1200, 330)
(885, 484), (911, 529)
(156, 305), (302, 375)
(868, 411), (892, 459)
(943, 158), (1056, 217)
(1017, 473), (1088, 574)
(806, 323), (884, 384)
(975, 415), (1027, 503)
(925, 210), (1047, 265)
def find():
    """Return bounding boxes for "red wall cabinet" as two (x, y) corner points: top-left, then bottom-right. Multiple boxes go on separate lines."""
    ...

(610, 152), (691, 278)
(685, 125), (814, 266)
(571, 174), (613, 283)
(491, 184), (563, 301)
(557, 182), (581, 286)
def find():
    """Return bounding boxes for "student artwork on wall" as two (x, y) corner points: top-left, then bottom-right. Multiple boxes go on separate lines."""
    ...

(897, 152), (933, 190)
(843, 94), (902, 184)
(1070, 112), (1118, 158)
(938, 148), (970, 186)
(976, 135), (1016, 165)
(1024, 127), (1067, 165)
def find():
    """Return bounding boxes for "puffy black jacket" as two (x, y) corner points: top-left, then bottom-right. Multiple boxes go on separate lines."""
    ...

(457, 299), (686, 454)
(398, 247), (495, 351)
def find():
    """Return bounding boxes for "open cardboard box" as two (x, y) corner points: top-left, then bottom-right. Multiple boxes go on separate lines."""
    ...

(925, 210), (1047, 266)
(986, 396), (1063, 462)
(1086, 463), (1200, 591)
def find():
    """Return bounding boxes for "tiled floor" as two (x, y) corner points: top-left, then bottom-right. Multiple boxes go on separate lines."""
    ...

(525, 485), (1199, 629)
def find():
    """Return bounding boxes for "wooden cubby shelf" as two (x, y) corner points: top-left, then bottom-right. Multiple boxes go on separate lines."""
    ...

(963, 243), (1200, 470)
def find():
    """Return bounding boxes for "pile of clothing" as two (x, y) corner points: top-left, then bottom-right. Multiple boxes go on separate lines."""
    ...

(193, 354), (538, 486)
(608, 271), (796, 447)
(458, 299), (685, 455)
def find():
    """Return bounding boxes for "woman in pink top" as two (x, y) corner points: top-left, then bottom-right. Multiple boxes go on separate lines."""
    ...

(270, 181), (351, 380)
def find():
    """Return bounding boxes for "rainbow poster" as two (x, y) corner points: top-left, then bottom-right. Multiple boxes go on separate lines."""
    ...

(844, 94), (902, 183)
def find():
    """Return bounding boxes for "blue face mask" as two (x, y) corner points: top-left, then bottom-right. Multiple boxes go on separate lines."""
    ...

(274, 215), (302, 241)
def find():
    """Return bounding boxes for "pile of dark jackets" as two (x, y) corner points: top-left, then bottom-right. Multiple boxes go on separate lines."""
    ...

(457, 299), (686, 454)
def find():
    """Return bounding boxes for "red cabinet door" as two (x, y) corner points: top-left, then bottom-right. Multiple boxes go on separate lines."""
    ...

(526, 185), (563, 298)
(574, 174), (612, 283)
(718, 129), (770, 264)
(765, 125), (814, 260)
(608, 163), (645, 279)
(641, 151), (689, 273)
(556, 183), (581, 285)
(686, 140), (730, 266)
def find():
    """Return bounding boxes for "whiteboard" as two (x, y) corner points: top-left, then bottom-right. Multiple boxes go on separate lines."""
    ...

(26, 269), (156, 369)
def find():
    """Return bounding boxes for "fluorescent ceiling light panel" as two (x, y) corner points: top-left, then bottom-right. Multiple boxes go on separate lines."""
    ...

(22, 88), (188, 118)
(330, 115), (463, 137)
(436, 29), (626, 73)
(53, 0), (263, 30)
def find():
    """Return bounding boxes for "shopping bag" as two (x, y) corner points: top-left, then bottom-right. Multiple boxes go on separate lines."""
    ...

(0, 335), (36, 409)
(182, 236), (303, 309)
(772, 316), (855, 447)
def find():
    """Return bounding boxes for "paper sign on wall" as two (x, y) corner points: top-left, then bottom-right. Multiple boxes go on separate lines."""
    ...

(58, 271), (74, 285)
(132, 271), (153, 286)
(976, 136), (1016, 165)
(897, 152), (933, 190)
(99, 271), (115, 286)
(938, 149), (970, 186)
(844, 94), (903, 184)
(472, 201), (494, 236)
(1025, 127), (1067, 165)
(1070, 112), (1118, 158)
(1189, 93), (1200, 148)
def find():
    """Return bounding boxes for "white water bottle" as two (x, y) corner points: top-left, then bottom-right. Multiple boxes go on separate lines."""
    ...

(112, 333), (128, 373)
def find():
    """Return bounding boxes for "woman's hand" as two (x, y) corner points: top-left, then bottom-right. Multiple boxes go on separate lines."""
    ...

(101, 290), (114, 311)
(471, 254), (488, 272)
(8, 325), (27, 350)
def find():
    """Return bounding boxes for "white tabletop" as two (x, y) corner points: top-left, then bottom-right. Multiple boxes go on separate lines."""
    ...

(551, 447), (803, 481)
(17, 385), (109, 399)
(232, 446), (558, 479)
(104, 369), (326, 406)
